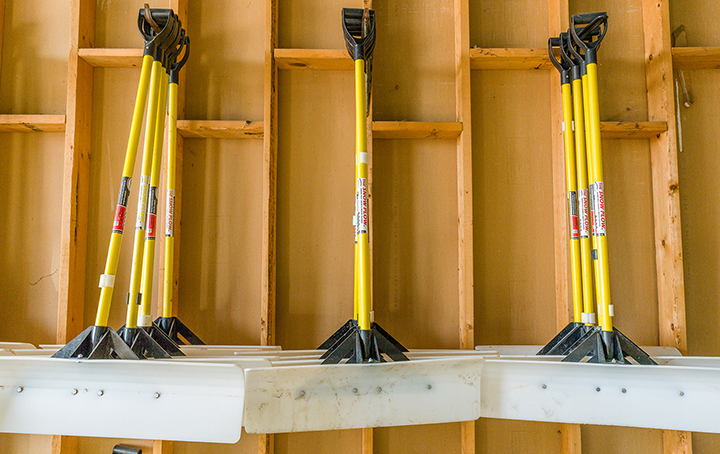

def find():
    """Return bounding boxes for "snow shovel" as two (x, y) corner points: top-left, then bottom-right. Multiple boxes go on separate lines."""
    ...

(53, 8), (178, 360)
(562, 12), (655, 364)
(116, 8), (184, 359)
(538, 31), (597, 355)
(153, 34), (204, 345)
(318, 8), (408, 364)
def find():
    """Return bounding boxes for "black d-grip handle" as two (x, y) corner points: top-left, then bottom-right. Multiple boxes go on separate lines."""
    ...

(342, 8), (376, 61)
(567, 30), (584, 63)
(548, 36), (571, 84)
(138, 8), (176, 57)
(561, 33), (584, 79)
(573, 12), (607, 25)
(164, 28), (185, 72)
(156, 15), (182, 65)
(169, 35), (190, 84)
(570, 12), (608, 64)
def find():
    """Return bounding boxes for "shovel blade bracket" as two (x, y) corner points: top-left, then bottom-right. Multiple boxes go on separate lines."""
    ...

(51, 326), (139, 360)
(561, 326), (656, 365)
(154, 316), (205, 346)
(320, 321), (408, 364)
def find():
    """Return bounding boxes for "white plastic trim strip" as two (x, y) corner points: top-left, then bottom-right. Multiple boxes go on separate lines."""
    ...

(98, 274), (115, 288)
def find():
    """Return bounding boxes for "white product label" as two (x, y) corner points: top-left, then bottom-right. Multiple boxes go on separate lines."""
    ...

(591, 181), (606, 236)
(578, 188), (590, 238)
(136, 175), (150, 230)
(355, 178), (369, 236)
(165, 189), (175, 237)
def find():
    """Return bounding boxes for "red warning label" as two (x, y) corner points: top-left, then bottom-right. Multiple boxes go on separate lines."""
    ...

(112, 176), (131, 234)
(113, 205), (127, 233)
(146, 186), (157, 240)
(147, 214), (157, 240)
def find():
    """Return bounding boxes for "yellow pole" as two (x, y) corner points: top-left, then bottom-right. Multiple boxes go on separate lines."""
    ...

(354, 59), (371, 331)
(561, 83), (583, 323)
(580, 71), (601, 322)
(124, 59), (163, 329)
(571, 75), (596, 325)
(139, 70), (169, 326)
(584, 62), (612, 333)
(162, 81), (179, 319)
(95, 54), (154, 327)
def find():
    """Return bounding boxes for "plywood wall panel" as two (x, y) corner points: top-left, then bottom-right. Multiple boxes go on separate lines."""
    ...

(0, 433), (52, 454)
(601, 139), (658, 345)
(375, 423), (461, 454)
(278, 0), (346, 49)
(675, 69), (720, 358)
(173, 433), (260, 454)
(0, 0), (69, 114)
(372, 140), (459, 349)
(372, 0), (456, 122)
(0, 134), (64, 345)
(83, 67), (152, 329)
(469, 0), (549, 48)
(184, 0), (265, 121)
(476, 419), (562, 454)
(582, 426), (663, 454)
(670, 0), (720, 47)
(178, 139), (263, 345)
(276, 69), (355, 350)
(275, 429), (361, 454)
(472, 70), (556, 346)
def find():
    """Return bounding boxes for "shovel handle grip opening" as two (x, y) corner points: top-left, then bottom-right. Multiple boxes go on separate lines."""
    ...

(548, 36), (571, 83)
(343, 8), (376, 61)
(138, 8), (176, 57)
(155, 15), (183, 65)
(570, 12), (608, 64)
(560, 33), (582, 79)
(566, 30), (584, 63)
(169, 35), (190, 84)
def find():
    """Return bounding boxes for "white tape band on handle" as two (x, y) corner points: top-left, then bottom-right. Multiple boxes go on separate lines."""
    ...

(98, 274), (115, 288)
(357, 152), (370, 165)
(137, 314), (152, 327)
(352, 215), (357, 226)
(581, 312), (596, 324)
(608, 305), (614, 317)
(562, 121), (566, 132)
